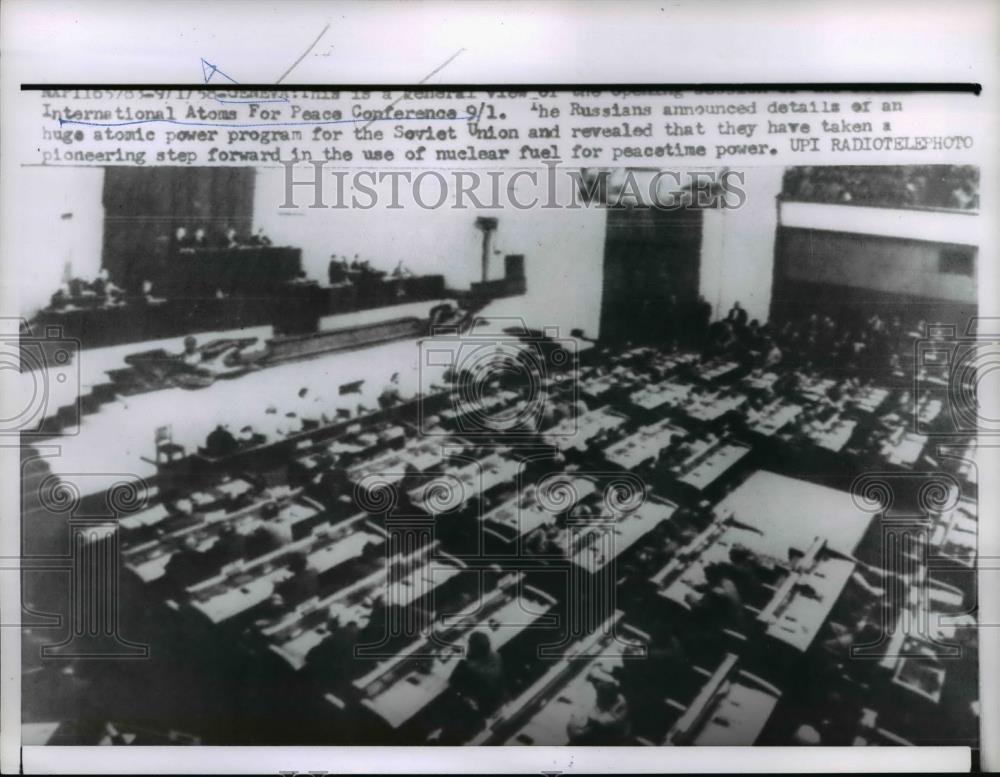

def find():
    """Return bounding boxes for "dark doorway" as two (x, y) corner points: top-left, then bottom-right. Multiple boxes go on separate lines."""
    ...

(598, 206), (703, 344)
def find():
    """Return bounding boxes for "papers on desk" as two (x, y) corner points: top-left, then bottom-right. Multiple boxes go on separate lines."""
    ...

(602, 419), (682, 470)
(350, 438), (448, 487)
(544, 407), (627, 453)
(742, 370), (780, 393)
(216, 478), (253, 500)
(797, 415), (857, 453)
(689, 680), (779, 745)
(439, 390), (520, 423)
(189, 490), (218, 509)
(649, 351), (700, 375)
(881, 432), (927, 467)
(579, 373), (620, 400)
(123, 491), (304, 583)
(269, 500), (323, 542)
(667, 654), (780, 746)
(188, 520), (383, 624)
(130, 550), (174, 583)
(683, 390), (747, 423)
(568, 498), (675, 573)
(630, 382), (693, 412)
(849, 386), (890, 415)
(190, 566), (293, 624)
(698, 359), (740, 382)
(262, 551), (456, 672)
(746, 401), (802, 437)
(269, 617), (336, 671)
(483, 476), (597, 541)
(386, 563), (462, 608)
(407, 454), (518, 513)
(795, 375), (837, 403)
(308, 530), (382, 574)
(675, 442), (751, 491)
(917, 398), (943, 425)
(118, 501), (171, 532)
(760, 554), (855, 652)
(659, 523), (767, 608)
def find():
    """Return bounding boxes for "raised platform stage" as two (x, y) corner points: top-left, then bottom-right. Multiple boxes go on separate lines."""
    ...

(30, 273), (446, 352)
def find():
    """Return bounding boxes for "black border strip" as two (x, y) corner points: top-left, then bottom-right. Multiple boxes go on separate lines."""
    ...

(21, 82), (982, 94)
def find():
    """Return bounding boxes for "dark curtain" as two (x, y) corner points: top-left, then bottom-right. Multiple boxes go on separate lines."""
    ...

(598, 206), (703, 345)
(101, 167), (255, 292)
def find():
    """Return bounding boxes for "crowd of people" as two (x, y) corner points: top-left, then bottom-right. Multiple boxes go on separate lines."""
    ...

(119, 293), (975, 747)
(703, 301), (927, 382)
(171, 224), (273, 252)
(327, 254), (415, 286)
(48, 267), (166, 310)
(782, 165), (979, 211)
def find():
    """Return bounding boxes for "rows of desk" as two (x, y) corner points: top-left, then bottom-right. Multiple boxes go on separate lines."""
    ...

(75, 333), (979, 746)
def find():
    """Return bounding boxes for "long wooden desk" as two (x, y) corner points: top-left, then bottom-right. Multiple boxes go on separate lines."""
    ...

(665, 653), (780, 745)
(682, 388), (748, 423)
(744, 399), (803, 437)
(470, 611), (634, 745)
(629, 382), (694, 414)
(354, 578), (557, 729)
(543, 406), (629, 453)
(756, 538), (856, 652)
(122, 488), (309, 584)
(258, 542), (466, 672)
(185, 514), (384, 624)
(348, 437), (450, 489)
(481, 475), (598, 544)
(568, 495), (677, 575)
(406, 454), (519, 515)
(672, 440), (752, 492)
(742, 369), (781, 393)
(654, 519), (783, 610)
(602, 418), (685, 471)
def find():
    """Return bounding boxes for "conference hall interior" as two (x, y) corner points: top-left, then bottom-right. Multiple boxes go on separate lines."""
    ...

(17, 164), (981, 749)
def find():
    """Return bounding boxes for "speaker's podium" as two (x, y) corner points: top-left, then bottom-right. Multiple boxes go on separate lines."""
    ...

(471, 254), (527, 299)
(270, 280), (327, 335)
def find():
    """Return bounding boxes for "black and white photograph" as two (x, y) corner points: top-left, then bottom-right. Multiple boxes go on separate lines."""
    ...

(12, 156), (984, 750)
(1, 2), (997, 774)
